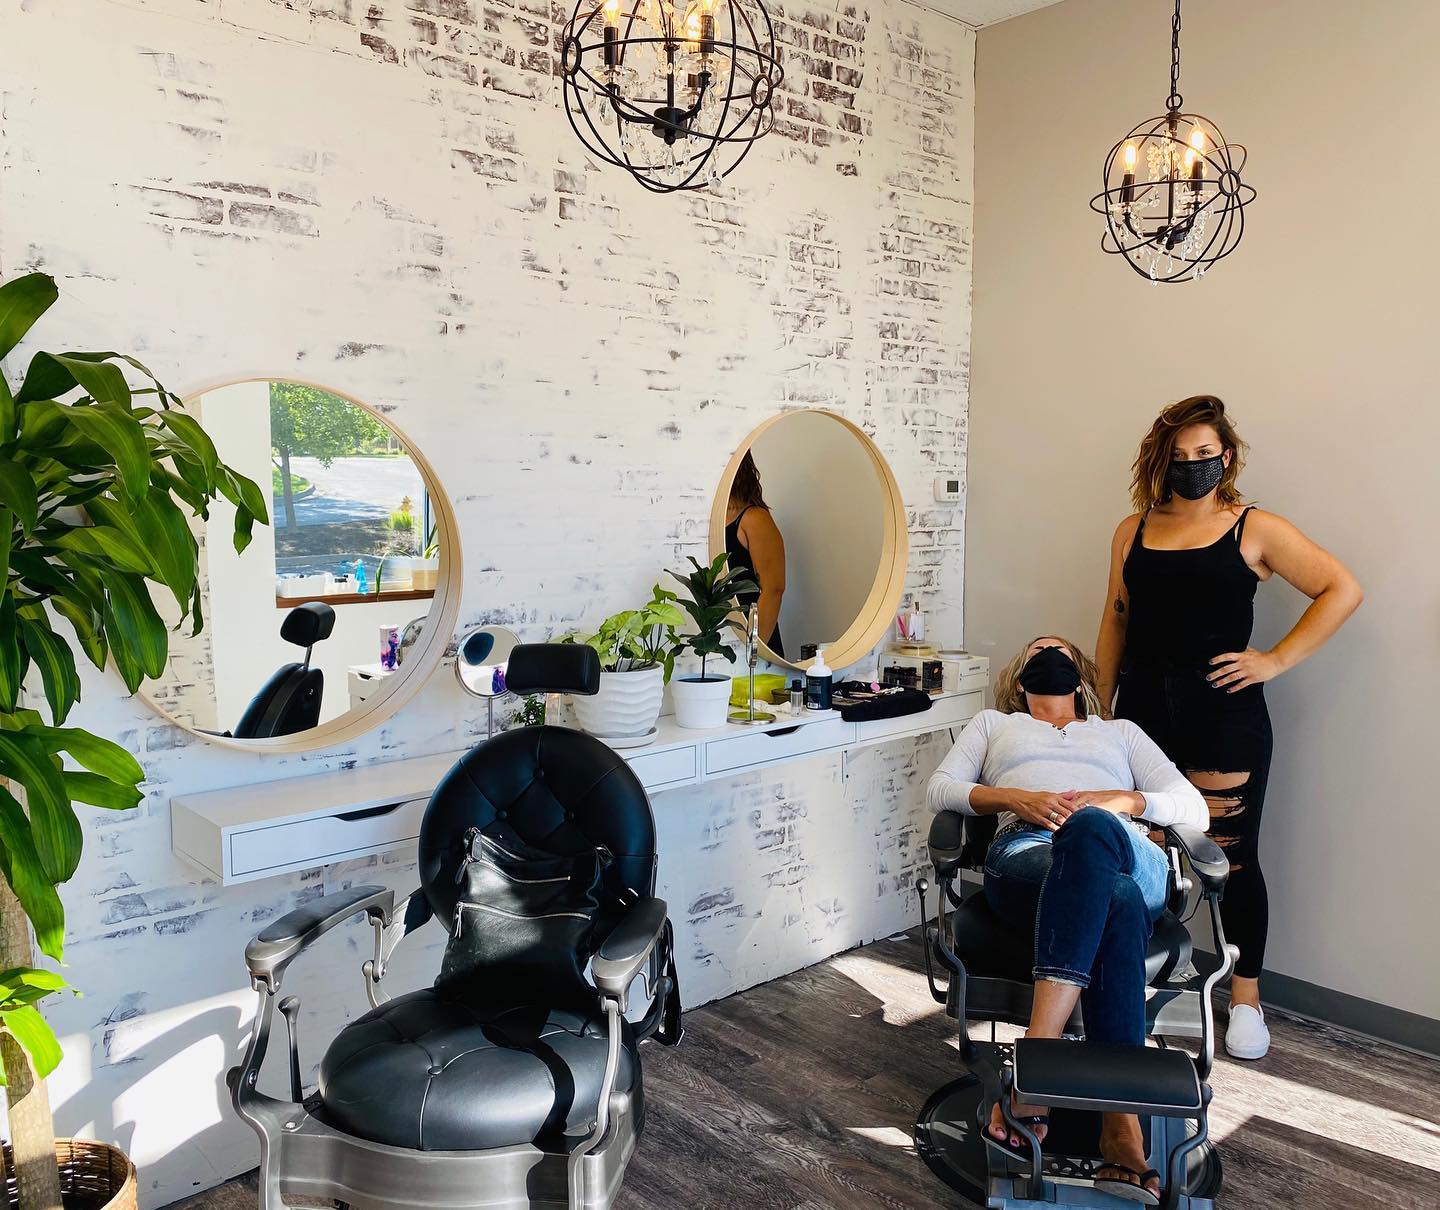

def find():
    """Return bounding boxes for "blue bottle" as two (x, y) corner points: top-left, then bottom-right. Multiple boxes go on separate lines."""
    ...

(355, 560), (369, 595)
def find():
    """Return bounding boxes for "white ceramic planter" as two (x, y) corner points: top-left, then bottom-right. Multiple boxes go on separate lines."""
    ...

(671, 674), (734, 730)
(380, 555), (414, 589)
(571, 664), (664, 739)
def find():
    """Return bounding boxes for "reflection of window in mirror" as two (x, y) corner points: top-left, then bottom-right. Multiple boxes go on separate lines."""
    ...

(266, 382), (437, 607)
(140, 380), (450, 739)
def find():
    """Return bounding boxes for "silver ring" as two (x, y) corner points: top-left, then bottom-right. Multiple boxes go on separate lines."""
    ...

(1049, 811), (1060, 823)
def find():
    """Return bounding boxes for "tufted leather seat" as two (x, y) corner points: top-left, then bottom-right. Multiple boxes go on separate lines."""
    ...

(314, 719), (659, 1153)
(318, 989), (639, 1150)
(949, 890), (1193, 986)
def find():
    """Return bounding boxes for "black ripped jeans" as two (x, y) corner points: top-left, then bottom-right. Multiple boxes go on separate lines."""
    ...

(1116, 665), (1274, 980)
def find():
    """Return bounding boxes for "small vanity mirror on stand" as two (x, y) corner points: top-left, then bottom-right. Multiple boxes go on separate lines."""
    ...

(728, 605), (776, 726)
(454, 625), (521, 738)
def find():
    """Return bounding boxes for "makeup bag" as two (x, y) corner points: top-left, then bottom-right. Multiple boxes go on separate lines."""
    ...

(436, 826), (612, 1007)
(832, 683), (933, 722)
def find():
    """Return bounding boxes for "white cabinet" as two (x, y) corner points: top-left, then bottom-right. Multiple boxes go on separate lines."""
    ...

(172, 682), (986, 886)
(704, 717), (856, 775)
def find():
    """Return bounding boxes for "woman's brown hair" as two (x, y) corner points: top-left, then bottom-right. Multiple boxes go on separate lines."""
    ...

(1130, 395), (1249, 514)
(995, 636), (1105, 719)
(729, 450), (769, 511)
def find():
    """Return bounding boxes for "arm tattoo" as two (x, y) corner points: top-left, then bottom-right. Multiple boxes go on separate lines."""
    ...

(1113, 596), (1126, 614)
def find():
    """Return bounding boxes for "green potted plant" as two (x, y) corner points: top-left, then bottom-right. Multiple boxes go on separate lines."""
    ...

(562, 586), (685, 741)
(0, 273), (267, 1210)
(667, 553), (757, 729)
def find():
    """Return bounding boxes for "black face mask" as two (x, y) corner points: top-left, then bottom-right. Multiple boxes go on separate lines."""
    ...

(1018, 646), (1082, 697)
(1167, 454), (1227, 500)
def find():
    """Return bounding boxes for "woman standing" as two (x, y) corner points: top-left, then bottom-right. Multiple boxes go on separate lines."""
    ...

(725, 451), (787, 658)
(1095, 396), (1362, 1060)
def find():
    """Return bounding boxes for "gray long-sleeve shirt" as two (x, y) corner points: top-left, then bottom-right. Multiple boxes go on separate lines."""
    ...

(926, 709), (1208, 832)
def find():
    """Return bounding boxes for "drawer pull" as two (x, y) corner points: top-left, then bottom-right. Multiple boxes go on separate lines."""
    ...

(336, 800), (406, 823)
(764, 726), (802, 738)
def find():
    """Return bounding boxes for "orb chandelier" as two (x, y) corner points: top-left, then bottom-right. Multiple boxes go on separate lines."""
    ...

(1089, 0), (1256, 283)
(560, 0), (783, 193)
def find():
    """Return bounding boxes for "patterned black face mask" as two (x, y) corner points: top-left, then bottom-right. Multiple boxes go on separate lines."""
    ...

(1167, 453), (1226, 500)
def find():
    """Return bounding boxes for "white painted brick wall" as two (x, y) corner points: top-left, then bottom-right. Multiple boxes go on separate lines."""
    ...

(1, 1), (973, 1203)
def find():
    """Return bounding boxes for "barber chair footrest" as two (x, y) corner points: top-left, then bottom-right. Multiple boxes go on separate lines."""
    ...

(1013, 1039), (1203, 1118)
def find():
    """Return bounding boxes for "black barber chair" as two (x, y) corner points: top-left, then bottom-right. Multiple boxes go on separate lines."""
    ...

(231, 602), (335, 739)
(231, 643), (682, 1209)
(914, 811), (1238, 1210)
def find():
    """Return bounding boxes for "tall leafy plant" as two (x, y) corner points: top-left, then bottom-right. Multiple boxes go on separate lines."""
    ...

(0, 273), (267, 1209)
(667, 553), (756, 680)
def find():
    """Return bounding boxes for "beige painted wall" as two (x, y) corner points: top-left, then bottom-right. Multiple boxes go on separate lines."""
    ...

(967, 0), (1438, 1017)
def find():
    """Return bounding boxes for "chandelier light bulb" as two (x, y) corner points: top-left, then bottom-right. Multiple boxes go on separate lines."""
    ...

(1123, 142), (1138, 171)
(602, 0), (620, 24)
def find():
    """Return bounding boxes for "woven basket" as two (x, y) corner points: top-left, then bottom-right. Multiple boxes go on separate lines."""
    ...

(2, 1139), (137, 1210)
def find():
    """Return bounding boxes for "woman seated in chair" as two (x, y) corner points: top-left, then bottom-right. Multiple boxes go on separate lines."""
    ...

(927, 635), (1207, 1205)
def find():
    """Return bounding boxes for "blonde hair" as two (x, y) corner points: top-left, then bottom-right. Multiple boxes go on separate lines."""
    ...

(1130, 395), (1249, 514)
(995, 636), (1105, 719)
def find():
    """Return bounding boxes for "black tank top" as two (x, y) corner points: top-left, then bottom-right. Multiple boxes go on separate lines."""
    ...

(725, 506), (784, 658)
(1122, 507), (1259, 671)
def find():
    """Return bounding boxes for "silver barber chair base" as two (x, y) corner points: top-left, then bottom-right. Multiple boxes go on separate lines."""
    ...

(244, 1090), (639, 1210)
(914, 1043), (1221, 1210)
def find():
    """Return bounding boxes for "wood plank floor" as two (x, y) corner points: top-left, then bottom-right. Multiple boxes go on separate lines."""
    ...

(172, 932), (1440, 1210)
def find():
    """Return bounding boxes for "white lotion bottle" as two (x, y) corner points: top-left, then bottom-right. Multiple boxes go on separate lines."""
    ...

(804, 648), (833, 711)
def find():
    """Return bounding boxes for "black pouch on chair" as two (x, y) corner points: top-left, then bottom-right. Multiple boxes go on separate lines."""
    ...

(436, 827), (611, 1007)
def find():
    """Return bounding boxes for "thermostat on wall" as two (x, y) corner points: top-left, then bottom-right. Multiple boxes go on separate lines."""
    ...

(933, 474), (962, 502)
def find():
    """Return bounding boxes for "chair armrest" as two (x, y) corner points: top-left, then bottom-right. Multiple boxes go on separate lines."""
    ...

(928, 811), (966, 878)
(593, 897), (668, 1009)
(245, 885), (394, 988)
(1163, 824), (1229, 893)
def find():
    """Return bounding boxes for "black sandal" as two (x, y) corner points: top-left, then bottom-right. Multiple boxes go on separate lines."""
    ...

(1094, 1163), (1161, 1206)
(982, 1097), (1050, 1162)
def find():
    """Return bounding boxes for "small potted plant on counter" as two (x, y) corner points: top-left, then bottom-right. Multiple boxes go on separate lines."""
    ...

(563, 586), (685, 742)
(667, 553), (757, 729)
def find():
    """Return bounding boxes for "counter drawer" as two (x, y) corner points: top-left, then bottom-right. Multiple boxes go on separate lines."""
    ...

(856, 690), (983, 745)
(627, 745), (699, 791)
(704, 718), (857, 775)
(227, 796), (428, 882)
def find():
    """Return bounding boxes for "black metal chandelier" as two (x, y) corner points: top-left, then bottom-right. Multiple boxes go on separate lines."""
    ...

(1089, 0), (1256, 283)
(560, 0), (783, 193)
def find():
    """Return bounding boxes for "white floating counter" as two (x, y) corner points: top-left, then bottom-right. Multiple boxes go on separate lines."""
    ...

(172, 678), (985, 886)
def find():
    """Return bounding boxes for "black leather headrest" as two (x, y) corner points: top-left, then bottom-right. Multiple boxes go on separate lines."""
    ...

(280, 601), (336, 648)
(506, 644), (601, 696)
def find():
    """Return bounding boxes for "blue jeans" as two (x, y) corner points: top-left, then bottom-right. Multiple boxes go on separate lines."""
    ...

(983, 809), (1170, 1047)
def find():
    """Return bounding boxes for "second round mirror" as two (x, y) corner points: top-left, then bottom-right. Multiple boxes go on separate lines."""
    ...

(710, 409), (907, 672)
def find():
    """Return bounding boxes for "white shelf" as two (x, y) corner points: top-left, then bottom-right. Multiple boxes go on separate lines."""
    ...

(171, 673), (987, 886)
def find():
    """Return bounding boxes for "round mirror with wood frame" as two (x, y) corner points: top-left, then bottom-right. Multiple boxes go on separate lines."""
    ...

(134, 377), (463, 753)
(709, 409), (907, 673)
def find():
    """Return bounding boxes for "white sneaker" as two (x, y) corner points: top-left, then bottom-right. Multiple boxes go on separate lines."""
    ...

(1225, 1003), (1270, 1060)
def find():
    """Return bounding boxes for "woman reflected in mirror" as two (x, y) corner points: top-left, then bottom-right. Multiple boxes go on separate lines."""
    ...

(725, 451), (787, 658)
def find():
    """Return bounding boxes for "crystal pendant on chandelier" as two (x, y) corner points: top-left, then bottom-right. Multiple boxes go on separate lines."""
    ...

(561, 0), (783, 194)
(1088, 0), (1256, 283)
